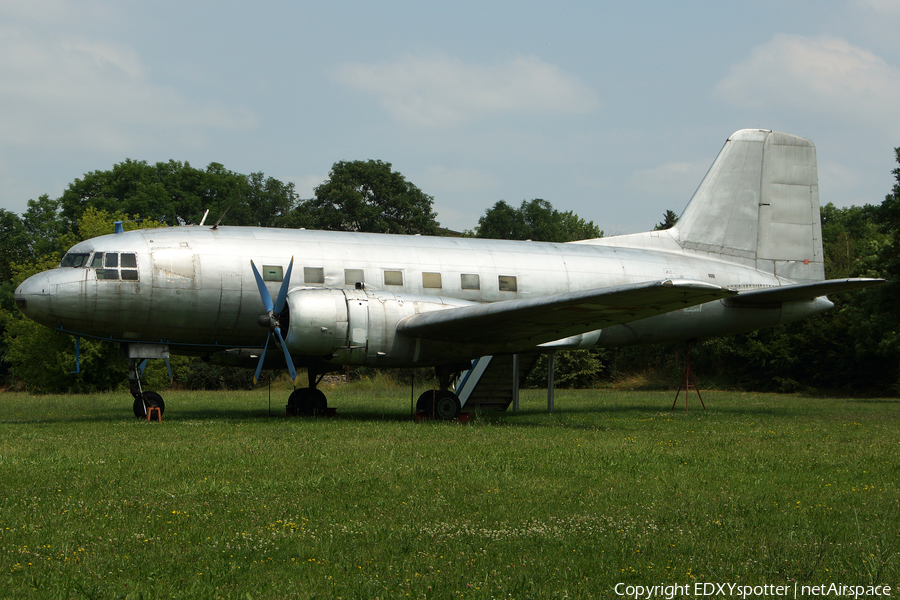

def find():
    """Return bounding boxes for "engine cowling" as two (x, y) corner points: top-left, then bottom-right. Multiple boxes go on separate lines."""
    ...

(281, 288), (475, 366)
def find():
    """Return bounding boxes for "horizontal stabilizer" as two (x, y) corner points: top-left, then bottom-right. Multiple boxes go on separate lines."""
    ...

(398, 279), (736, 348)
(731, 278), (886, 305)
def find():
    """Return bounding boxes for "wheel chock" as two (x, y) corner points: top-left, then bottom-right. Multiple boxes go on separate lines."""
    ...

(146, 406), (162, 422)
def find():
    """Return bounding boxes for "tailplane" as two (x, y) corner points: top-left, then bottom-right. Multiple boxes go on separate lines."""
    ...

(675, 129), (824, 283)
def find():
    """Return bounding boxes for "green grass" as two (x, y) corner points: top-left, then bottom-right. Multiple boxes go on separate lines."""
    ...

(1, 384), (898, 599)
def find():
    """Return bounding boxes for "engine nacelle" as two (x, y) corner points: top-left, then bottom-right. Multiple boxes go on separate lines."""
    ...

(282, 288), (475, 366)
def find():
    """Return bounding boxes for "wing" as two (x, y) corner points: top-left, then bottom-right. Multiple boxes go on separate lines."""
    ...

(730, 278), (886, 305)
(397, 279), (736, 347)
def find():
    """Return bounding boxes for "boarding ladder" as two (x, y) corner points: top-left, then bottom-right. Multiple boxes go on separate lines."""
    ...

(456, 353), (540, 411)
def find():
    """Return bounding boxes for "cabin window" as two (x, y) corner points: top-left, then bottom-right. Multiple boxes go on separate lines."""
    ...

(499, 275), (517, 292)
(422, 272), (442, 289)
(344, 268), (364, 286)
(461, 274), (480, 290)
(304, 267), (324, 284)
(384, 270), (403, 286)
(59, 252), (91, 268)
(262, 265), (283, 282)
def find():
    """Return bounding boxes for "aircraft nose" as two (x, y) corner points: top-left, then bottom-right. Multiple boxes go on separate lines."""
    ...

(14, 272), (52, 325)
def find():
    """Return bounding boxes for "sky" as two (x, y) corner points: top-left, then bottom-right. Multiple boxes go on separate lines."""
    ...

(1, 0), (899, 235)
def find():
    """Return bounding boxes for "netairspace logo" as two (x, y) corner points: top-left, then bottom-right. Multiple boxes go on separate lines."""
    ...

(614, 582), (893, 599)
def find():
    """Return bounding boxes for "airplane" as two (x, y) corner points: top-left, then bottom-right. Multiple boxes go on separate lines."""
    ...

(14, 129), (885, 420)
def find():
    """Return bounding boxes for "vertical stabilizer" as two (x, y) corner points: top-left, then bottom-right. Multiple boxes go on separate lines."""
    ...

(675, 129), (824, 283)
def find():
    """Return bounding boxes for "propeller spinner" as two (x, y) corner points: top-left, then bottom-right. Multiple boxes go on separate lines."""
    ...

(250, 258), (297, 385)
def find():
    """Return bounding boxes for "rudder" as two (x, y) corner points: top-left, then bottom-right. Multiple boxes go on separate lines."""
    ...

(675, 129), (824, 284)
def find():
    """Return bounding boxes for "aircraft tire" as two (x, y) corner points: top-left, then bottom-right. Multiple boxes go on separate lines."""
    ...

(133, 391), (165, 420)
(416, 390), (460, 420)
(308, 389), (327, 416)
(415, 390), (437, 418)
(133, 398), (144, 419)
(287, 388), (327, 416)
(433, 390), (461, 421)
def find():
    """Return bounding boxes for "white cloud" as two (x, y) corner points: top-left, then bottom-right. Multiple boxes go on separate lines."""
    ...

(715, 34), (900, 134)
(0, 23), (257, 153)
(334, 54), (598, 127)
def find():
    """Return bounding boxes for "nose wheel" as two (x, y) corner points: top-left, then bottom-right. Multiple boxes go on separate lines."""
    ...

(127, 354), (165, 420)
(133, 391), (165, 420)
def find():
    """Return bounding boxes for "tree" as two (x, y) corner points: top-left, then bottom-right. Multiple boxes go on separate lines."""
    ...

(301, 160), (439, 235)
(654, 209), (679, 231)
(474, 200), (530, 240)
(59, 160), (299, 229)
(839, 147), (900, 391)
(475, 199), (602, 242)
(558, 210), (603, 241)
(0, 209), (30, 285)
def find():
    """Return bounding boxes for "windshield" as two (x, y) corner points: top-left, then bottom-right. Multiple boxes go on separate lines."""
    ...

(59, 252), (91, 268)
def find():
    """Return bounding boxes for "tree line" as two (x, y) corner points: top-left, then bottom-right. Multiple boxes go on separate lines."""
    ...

(1, 150), (899, 394)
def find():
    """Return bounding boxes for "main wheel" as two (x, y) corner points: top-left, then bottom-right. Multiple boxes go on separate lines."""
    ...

(305, 388), (327, 416)
(433, 390), (461, 421)
(287, 388), (328, 416)
(416, 390), (461, 420)
(416, 390), (437, 417)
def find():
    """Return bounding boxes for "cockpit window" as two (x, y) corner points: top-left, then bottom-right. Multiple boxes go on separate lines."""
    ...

(60, 252), (91, 268)
(121, 253), (138, 280)
(92, 252), (139, 281)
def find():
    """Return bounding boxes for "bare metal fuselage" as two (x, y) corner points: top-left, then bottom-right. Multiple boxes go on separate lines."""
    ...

(15, 225), (830, 368)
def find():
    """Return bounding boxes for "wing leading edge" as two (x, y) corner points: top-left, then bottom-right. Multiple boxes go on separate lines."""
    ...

(397, 279), (736, 348)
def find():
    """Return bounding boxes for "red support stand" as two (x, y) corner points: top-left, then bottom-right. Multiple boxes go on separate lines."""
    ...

(672, 343), (705, 412)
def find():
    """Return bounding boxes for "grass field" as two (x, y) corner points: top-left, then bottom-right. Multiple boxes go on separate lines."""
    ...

(1, 381), (898, 599)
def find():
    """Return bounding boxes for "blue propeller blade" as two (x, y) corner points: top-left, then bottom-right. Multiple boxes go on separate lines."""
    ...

(250, 260), (274, 314)
(274, 257), (293, 315)
(250, 257), (296, 386)
(253, 334), (269, 385)
(274, 327), (298, 385)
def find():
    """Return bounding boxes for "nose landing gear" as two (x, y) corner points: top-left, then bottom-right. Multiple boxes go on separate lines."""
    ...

(133, 391), (165, 420)
(125, 344), (169, 421)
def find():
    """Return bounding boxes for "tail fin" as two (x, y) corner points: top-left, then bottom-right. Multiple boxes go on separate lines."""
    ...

(675, 129), (824, 283)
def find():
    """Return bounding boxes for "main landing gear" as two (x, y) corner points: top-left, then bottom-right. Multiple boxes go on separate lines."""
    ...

(286, 364), (330, 416)
(415, 365), (462, 421)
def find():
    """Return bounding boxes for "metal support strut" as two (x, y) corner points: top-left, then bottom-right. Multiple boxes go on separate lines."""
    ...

(672, 343), (705, 412)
